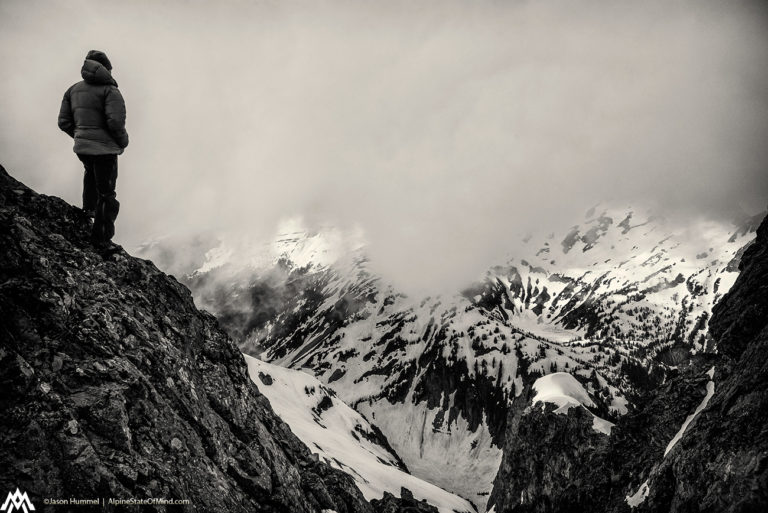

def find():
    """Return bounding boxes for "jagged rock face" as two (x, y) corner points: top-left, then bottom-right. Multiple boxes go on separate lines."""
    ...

(709, 221), (768, 360)
(488, 213), (768, 513)
(637, 215), (768, 512)
(0, 166), (373, 513)
(488, 397), (611, 513)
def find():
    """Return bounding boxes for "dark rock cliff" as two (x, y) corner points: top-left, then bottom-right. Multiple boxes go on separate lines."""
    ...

(641, 214), (768, 512)
(489, 213), (768, 513)
(487, 366), (715, 512)
(487, 388), (612, 513)
(0, 165), (374, 512)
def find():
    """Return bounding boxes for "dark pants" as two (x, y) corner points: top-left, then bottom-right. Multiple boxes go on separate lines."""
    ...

(78, 154), (120, 244)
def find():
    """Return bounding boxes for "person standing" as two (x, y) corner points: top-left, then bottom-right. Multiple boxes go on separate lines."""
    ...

(58, 50), (129, 248)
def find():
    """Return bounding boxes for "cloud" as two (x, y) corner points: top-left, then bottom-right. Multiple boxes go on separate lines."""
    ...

(1, 0), (767, 292)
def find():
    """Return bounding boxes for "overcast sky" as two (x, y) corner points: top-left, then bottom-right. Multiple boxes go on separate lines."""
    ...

(1, 0), (767, 291)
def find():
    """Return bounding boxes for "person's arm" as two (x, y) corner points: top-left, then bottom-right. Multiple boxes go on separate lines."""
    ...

(57, 88), (75, 138)
(105, 86), (129, 148)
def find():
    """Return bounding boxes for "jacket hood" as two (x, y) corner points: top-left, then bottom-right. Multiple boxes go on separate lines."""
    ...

(81, 59), (117, 87)
(85, 50), (112, 70)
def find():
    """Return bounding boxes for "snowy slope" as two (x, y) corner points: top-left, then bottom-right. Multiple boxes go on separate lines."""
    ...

(244, 355), (475, 513)
(490, 208), (750, 351)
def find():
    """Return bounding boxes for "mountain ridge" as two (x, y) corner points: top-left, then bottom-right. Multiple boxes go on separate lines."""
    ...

(161, 206), (756, 509)
(0, 164), (411, 512)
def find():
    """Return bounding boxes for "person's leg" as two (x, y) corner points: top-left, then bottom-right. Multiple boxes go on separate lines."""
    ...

(77, 154), (97, 216)
(91, 155), (120, 244)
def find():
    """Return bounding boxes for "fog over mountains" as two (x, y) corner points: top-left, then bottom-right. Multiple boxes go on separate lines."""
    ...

(2, 0), (768, 292)
(139, 204), (762, 511)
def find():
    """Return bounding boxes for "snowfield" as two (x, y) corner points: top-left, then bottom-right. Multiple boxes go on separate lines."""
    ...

(356, 393), (503, 510)
(244, 355), (475, 513)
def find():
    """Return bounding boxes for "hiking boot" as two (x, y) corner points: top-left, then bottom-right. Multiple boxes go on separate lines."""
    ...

(92, 239), (123, 258)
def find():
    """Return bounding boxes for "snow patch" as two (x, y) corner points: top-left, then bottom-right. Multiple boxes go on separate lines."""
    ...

(532, 372), (595, 413)
(356, 396), (501, 512)
(663, 367), (716, 457)
(508, 310), (585, 343)
(626, 480), (650, 508)
(609, 393), (629, 415)
(592, 415), (614, 436)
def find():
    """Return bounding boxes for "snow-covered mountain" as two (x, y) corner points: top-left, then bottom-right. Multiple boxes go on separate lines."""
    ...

(138, 207), (759, 511)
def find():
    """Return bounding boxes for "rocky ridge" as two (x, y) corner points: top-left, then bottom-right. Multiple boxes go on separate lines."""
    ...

(0, 165), (390, 512)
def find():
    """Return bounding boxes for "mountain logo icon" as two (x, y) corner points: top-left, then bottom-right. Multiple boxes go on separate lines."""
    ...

(0, 489), (35, 513)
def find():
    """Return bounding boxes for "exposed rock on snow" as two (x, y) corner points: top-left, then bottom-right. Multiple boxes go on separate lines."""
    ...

(371, 487), (441, 513)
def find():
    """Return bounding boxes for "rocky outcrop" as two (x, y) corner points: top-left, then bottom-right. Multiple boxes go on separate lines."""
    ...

(0, 165), (373, 512)
(488, 365), (715, 512)
(487, 390), (611, 513)
(371, 488), (439, 513)
(488, 213), (768, 512)
(709, 219), (768, 359)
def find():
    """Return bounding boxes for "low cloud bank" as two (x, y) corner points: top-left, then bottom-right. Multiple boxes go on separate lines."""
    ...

(2, 0), (767, 291)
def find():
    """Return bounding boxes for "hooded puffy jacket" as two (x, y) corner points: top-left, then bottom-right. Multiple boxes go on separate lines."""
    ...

(58, 59), (129, 155)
